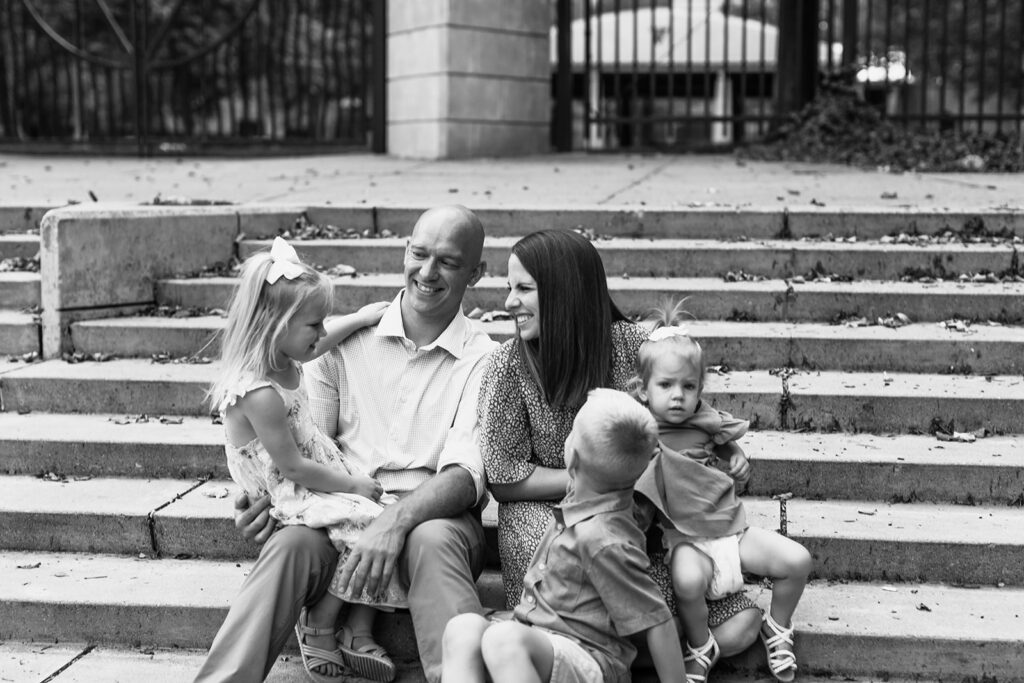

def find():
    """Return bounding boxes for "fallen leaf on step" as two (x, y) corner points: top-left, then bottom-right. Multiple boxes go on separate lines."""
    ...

(916, 603), (931, 612)
(325, 264), (357, 277)
(203, 487), (231, 499)
(882, 586), (898, 592)
(857, 510), (876, 516)
(16, 562), (41, 569)
(159, 416), (184, 425)
(935, 431), (976, 443)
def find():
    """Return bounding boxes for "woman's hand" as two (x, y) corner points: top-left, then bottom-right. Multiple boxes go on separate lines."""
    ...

(233, 492), (276, 544)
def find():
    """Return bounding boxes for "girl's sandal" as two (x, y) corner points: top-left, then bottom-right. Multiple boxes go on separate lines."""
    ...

(294, 607), (348, 682)
(683, 632), (721, 683)
(336, 625), (397, 682)
(760, 612), (798, 682)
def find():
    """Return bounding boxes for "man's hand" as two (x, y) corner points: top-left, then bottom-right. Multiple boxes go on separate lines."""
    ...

(335, 511), (405, 598)
(234, 493), (276, 544)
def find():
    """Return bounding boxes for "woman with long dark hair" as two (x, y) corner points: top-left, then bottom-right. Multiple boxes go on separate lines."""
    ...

(478, 229), (762, 661)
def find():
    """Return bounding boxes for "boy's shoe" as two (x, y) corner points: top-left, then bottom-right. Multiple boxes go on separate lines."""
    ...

(336, 625), (397, 682)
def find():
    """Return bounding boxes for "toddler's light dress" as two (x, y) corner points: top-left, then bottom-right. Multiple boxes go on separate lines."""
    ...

(221, 365), (407, 609)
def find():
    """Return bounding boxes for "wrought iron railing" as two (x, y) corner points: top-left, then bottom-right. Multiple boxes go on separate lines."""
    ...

(552, 0), (1024, 151)
(0, 0), (384, 155)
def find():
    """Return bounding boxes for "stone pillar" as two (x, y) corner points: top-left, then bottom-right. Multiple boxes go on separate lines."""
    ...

(387, 1), (551, 159)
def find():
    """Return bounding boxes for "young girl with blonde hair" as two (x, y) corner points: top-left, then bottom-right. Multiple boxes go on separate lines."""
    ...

(207, 237), (399, 682)
(631, 302), (813, 683)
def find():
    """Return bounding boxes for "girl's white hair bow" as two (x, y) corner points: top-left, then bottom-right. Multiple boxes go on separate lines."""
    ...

(265, 237), (305, 284)
(647, 325), (690, 342)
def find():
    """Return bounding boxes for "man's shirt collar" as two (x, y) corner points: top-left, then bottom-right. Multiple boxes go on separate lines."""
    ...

(375, 291), (471, 359)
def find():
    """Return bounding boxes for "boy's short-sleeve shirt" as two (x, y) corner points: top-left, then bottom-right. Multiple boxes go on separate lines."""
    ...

(514, 489), (673, 683)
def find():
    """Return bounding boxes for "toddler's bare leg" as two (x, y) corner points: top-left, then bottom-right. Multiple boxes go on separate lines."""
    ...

(480, 621), (554, 683)
(670, 545), (716, 679)
(304, 592), (345, 674)
(738, 527), (812, 627)
(441, 613), (491, 683)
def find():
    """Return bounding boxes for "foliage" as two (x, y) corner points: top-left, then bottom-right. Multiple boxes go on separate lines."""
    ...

(739, 85), (1024, 172)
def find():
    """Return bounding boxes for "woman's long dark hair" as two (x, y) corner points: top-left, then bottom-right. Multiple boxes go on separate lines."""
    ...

(512, 230), (626, 408)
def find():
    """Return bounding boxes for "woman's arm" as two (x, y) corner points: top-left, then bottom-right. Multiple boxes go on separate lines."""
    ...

(312, 301), (389, 357)
(240, 388), (382, 501)
(488, 465), (569, 503)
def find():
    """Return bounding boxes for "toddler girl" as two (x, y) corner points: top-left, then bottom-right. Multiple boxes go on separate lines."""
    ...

(631, 305), (812, 683)
(208, 237), (401, 683)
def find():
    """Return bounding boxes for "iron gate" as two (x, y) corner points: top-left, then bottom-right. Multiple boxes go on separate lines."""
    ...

(553, 0), (1024, 151)
(0, 0), (385, 155)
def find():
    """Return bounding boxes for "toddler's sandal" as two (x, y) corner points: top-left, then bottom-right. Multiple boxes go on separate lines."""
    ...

(683, 632), (720, 683)
(294, 607), (348, 682)
(760, 611), (798, 682)
(336, 625), (397, 682)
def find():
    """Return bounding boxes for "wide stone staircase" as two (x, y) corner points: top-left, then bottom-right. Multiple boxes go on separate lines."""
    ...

(1, 204), (1022, 681)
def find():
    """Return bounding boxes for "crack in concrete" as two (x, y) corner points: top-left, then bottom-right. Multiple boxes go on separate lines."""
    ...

(597, 160), (675, 205)
(40, 644), (95, 683)
(147, 479), (209, 558)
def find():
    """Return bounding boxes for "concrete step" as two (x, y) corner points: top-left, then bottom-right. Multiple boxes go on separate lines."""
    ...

(0, 233), (39, 259)
(0, 411), (224, 479)
(3, 414), (1019, 504)
(0, 308), (39, 356)
(0, 550), (504, 660)
(0, 641), (416, 683)
(282, 205), (1024, 241)
(0, 358), (212, 416)
(4, 361), (1023, 432)
(156, 274), (1024, 324)
(70, 315), (1024, 376)
(0, 204), (49, 233)
(0, 271), (39, 308)
(2, 475), (1020, 587)
(1, 549), (1020, 681)
(741, 431), (1024, 505)
(241, 236), (1022, 281)
(0, 641), (951, 683)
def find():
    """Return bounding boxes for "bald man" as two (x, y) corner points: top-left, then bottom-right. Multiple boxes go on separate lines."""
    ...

(196, 206), (497, 683)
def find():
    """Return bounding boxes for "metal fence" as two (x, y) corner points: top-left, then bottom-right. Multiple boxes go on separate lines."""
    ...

(0, 0), (384, 155)
(552, 0), (1024, 151)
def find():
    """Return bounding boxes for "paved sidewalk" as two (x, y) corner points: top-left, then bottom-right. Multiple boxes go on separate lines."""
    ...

(2, 152), (1023, 213)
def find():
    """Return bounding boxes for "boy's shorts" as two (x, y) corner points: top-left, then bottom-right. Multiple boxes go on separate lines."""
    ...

(542, 630), (603, 683)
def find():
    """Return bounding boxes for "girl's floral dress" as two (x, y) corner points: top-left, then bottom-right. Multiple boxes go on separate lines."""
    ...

(221, 364), (406, 608)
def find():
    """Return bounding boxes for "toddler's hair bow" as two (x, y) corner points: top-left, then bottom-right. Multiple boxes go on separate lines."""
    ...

(648, 325), (690, 342)
(266, 237), (305, 284)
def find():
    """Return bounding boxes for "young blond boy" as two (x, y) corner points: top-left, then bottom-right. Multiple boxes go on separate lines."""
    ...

(441, 389), (686, 683)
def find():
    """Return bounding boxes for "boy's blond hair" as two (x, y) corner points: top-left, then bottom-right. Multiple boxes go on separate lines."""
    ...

(571, 388), (658, 488)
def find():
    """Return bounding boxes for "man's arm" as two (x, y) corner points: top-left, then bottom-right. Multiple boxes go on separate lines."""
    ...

(334, 464), (477, 598)
(305, 350), (343, 440)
